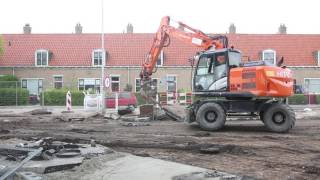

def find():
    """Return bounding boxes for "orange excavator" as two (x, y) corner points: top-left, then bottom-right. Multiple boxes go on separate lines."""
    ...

(140, 16), (295, 133)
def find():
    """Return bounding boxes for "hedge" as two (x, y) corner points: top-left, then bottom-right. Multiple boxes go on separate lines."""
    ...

(288, 94), (308, 104)
(0, 88), (29, 105)
(42, 89), (85, 106)
(0, 75), (18, 81)
(134, 93), (147, 105)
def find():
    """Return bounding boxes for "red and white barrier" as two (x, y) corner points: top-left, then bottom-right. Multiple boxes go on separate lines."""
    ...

(66, 91), (72, 111)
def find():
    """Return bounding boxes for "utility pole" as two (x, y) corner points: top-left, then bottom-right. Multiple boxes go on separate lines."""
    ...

(100, 0), (106, 114)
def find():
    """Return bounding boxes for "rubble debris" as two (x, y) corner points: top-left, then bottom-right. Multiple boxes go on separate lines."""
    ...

(120, 122), (151, 127)
(0, 138), (112, 178)
(16, 171), (43, 180)
(0, 129), (10, 134)
(199, 147), (221, 154)
(139, 104), (154, 117)
(161, 105), (186, 122)
(118, 106), (134, 115)
(90, 139), (96, 147)
(121, 115), (151, 122)
(56, 149), (81, 158)
(154, 109), (169, 120)
(104, 113), (120, 120)
(0, 147), (43, 180)
(172, 171), (241, 180)
(193, 132), (211, 137)
(30, 109), (52, 115)
(304, 108), (312, 112)
(0, 165), (8, 176)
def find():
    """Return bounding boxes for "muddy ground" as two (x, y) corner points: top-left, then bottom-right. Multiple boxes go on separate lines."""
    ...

(0, 106), (320, 180)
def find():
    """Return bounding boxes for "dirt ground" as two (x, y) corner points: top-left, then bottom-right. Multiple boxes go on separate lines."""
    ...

(1, 106), (320, 180)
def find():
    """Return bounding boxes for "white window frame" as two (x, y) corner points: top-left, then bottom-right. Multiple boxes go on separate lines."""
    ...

(78, 78), (101, 92)
(35, 49), (49, 67)
(110, 75), (120, 92)
(304, 78), (320, 94)
(262, 49), (276, 65)
(135, 78), (141, 93)
(156, 50), (164, 67)
(135, 78), (158, 93)
(20, 78), (44, 95)
(92, 49), (105, 66)
(166, 74), (177, 92)
(53, 75), (63, 89)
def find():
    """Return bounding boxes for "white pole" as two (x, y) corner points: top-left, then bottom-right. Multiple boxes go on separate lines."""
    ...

(115, 92), (118, 111)
(100, 0), (105, 114)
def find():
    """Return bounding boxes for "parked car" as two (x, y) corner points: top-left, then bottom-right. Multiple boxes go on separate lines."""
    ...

(105, 92), (137, 108)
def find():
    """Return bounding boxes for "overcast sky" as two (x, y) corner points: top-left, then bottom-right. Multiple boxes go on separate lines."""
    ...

(0, 0), (319, 34)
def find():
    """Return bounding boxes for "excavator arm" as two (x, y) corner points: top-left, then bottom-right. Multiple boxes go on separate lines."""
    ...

(140, 16), (228, 82)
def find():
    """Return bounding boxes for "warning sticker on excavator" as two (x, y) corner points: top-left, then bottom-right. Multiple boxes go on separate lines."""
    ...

(192, 38), (202, 46)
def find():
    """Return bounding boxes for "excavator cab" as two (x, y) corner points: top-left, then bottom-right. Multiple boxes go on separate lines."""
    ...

(193, 48), (241, 92)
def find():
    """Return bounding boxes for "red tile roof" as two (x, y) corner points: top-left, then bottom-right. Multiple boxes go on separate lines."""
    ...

(0, 33), (319, 66)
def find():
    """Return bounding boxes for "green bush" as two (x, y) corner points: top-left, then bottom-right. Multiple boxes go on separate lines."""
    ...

(134, 93), (146, 105)
(316, 95), (320, 104)
(0, 75), (18, 81)
(288, 94), (308, 105)
(0, 88), (29, 105)
(42, 89), (85, 106)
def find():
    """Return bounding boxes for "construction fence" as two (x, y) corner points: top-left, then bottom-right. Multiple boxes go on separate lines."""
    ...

(1, 81), (320, 107)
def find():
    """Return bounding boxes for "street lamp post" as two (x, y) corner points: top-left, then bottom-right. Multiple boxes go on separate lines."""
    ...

(100, 0), (105, 114)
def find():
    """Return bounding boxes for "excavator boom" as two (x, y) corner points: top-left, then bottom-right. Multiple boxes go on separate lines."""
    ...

(140, 16), (227, 81)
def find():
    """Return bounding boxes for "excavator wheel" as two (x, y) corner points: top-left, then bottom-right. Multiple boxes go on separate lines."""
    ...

(263, 103), (295, 133)
(196, 102), (226, 131)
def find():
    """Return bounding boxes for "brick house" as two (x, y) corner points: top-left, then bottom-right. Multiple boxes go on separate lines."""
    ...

(1, 25), (320, 95)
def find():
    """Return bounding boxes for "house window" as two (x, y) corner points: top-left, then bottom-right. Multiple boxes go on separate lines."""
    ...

(304, 78), (320, 94)
(156, 50), (164, 66)
(135, 78), (141, 92)
(92, 49), (105, 66)
(78, 78), (101, 93)
(111, 76), (120, 92)
(53, 76), (63, 89)
(262, 49), (276, 65)
(22, 80), (27, 88)
(21, 79), (43, 95)
(135, 78), (158, 93)
(167, 75), (177, 92)
(35, 50), (49, 66)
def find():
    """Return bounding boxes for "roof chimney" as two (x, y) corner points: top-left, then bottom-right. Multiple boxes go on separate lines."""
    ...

(23, 24), (31, 34)
(229, 23), (236, 34)
(278, 24), (287, 34)
(75, 23), (83, 34)
(126, 23), (133, 33)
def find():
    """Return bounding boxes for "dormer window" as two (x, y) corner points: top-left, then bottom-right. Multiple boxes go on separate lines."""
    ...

(156, 50), (164, 66)
(35, 50), (49, 66)
(92, 49), (105, 66)
(262, 49), (276, 65)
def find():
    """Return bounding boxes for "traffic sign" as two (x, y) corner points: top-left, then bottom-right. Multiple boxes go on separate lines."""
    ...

(104, 76), (110, 88)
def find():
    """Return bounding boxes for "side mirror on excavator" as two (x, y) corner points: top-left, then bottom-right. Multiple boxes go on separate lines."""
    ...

(277, 56), (284, 67)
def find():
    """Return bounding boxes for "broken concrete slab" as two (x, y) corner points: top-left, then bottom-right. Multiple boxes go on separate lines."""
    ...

(87, 154), (241, 180)
(23, 157), (84, 174)
(16, 171), (43, 180)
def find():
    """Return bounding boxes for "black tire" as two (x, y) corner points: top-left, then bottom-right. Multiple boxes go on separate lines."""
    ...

(263, 103), (295, 133)
(196, 103), (226, 131)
